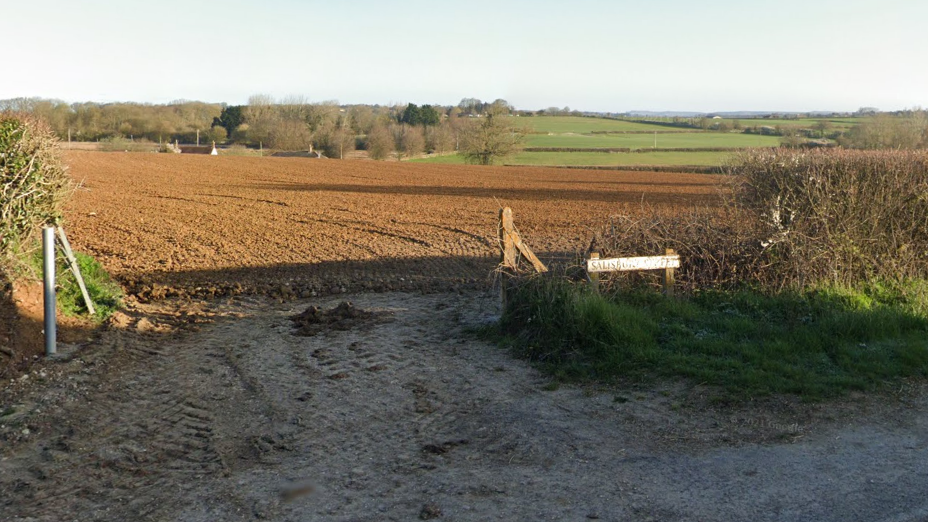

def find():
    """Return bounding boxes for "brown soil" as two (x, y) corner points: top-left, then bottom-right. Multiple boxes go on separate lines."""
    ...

(62, 152), (721, 300)
(0, 280), (96, 379)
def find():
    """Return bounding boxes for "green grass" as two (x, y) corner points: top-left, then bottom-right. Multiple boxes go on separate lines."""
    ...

(525, 132), (782, 149)
(57, 252), (122, 322)
(29, 248), (123, 322)
(510, 116), (683, 133)
(413, 150), (732, 167)
(731, 117), (862, 130)
(497, 278), (928, 399)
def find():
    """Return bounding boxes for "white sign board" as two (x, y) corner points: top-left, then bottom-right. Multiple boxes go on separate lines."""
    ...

(587, 255), (680, 273)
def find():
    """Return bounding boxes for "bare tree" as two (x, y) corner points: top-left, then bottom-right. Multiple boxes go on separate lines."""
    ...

(459, 107), (526, 165)
(393, 124), (424, 160)
(425, 122), (455, 155)
(366, 124), (394, 160)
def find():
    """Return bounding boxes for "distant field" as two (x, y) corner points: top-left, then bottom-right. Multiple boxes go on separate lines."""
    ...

(727, 117), (861, 130)
(413, 151), (733, 167)
(433, 115), (857, 169)
(511, 116), (681, 133)
(525, 132), (781, 149)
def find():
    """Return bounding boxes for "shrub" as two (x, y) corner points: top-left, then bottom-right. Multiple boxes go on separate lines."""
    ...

(730, 148), (928, 287)
(0, 113), (72, 273)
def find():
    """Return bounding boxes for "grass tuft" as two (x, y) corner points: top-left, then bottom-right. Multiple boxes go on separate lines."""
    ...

(57, 252), (123, 322)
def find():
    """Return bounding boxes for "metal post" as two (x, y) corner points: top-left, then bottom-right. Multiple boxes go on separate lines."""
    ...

(43, 227), (57, 356)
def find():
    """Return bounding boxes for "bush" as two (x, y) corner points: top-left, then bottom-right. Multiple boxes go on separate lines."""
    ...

(0, 113), (72, 273)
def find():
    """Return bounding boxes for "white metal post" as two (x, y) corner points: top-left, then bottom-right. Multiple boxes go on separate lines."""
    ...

(43, 227), (56, 356)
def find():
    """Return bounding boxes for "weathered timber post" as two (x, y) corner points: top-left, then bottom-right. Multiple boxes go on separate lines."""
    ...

(497, 207), (547, 308)
(662, 248), (676, 297)
(589, 252), (600, 293)
(499, 207), (516, 308)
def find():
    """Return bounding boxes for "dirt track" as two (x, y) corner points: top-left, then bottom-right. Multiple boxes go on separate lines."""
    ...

(3, 292), (928, 521)
(62, 152), (722, 298)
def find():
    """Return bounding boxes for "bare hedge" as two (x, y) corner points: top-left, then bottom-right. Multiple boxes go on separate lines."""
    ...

(1, 113), (72, 272)
(593, 148), (928, 291)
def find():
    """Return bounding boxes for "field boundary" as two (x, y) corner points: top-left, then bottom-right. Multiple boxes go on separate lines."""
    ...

(504, 164), (725, 174)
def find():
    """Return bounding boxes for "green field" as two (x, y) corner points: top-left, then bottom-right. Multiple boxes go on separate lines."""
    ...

(525, 132), (781, 149)
(414, 150), (732, 167)
(726, 117), (862, 130)
(421, 115), (858, 169)
(511, 116), (681, 133)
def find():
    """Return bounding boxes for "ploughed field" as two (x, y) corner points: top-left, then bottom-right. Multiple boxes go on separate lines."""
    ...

(64, 152), (723, 299)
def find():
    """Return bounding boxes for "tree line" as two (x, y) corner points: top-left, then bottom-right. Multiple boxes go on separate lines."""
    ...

(1, 96), (527, 163)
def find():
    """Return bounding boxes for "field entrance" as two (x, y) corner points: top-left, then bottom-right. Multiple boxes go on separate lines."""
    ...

(3, 153), (925, 521)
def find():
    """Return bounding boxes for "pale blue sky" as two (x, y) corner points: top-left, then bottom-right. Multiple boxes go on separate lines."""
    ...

(3, 0), (926, 112)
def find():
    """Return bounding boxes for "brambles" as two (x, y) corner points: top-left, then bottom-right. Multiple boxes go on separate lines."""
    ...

(0, 113), (72, 273)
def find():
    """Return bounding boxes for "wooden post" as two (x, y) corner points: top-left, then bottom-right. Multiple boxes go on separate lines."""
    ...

(499, 208), (515, 308)
(662, 248), (676, 297)
(500, 208), (516, 270)
(589, 252), (600, 293)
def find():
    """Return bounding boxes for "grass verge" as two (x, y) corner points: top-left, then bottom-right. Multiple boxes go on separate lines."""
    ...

(496, 277), (928, 400)
(29, 248), (122, 322)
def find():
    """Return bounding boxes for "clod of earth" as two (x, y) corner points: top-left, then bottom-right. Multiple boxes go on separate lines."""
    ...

(290, 301), (391, 336)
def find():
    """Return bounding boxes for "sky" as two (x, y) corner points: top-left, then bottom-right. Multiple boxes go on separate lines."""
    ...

(3, 0), (927, 113)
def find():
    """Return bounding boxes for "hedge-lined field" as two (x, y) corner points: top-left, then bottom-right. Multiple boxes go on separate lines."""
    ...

(415, 150), (732, 166)
(525, 132), (782, 149)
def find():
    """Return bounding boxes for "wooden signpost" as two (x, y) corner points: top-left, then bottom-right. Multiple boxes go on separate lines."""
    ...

(587, 248), (679, 296)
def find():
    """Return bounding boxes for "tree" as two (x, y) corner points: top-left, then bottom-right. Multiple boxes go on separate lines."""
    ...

(393, 124), (424, 160)
(244, 94), (277, 147)
(840, 110), (928, 149)
(425, 122), (455, 154)
(457, 98), (483, 116)
(400, 103), (421, 126)
(418, 105), (441, 126)
(366, 124), (394, 160)
(812, 120), (832, 139)
(459, 107), (526, 165)
(206, 125), (228, 144)
(268, 119), (313, 150)
(214, 105), (245, 137)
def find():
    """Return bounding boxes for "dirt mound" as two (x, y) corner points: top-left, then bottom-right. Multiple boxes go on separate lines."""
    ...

(290, 301), (390, 336)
